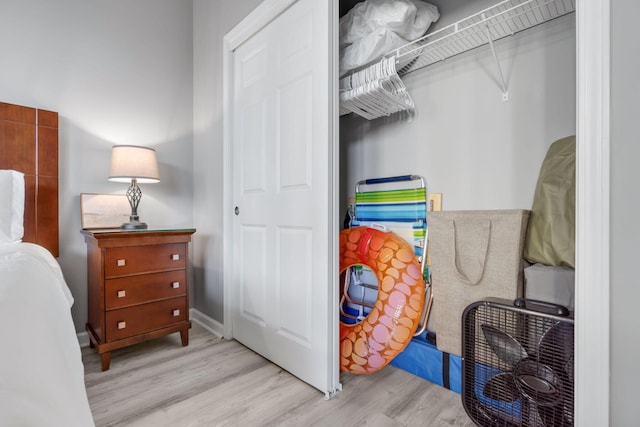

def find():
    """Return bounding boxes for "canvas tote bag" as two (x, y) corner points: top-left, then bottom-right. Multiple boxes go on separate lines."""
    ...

(429, 210), (530, 355)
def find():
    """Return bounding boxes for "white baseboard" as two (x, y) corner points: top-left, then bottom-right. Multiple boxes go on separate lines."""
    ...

(77, 331), (90, 348)
(190, 308), (224, 337)
(75, 308), (224, 348)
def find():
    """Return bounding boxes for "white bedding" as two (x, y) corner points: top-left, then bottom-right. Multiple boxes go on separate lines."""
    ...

(0, 243), (95, 427)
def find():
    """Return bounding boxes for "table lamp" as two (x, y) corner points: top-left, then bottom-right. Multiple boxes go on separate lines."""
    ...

(108, 145), (160, 230)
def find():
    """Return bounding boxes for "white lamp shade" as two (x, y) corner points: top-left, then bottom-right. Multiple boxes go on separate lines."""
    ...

(108, 145), (160, 183)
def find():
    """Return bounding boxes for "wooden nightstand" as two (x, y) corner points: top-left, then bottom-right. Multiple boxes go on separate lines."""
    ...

(83, 228), (196, 371)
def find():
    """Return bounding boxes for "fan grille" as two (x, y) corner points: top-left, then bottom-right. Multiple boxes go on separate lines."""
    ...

(462, 299), (574, 426)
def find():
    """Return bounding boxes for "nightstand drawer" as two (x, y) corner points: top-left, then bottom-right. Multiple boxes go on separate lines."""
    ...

(105, 298), (188, 341)
(105, 270), (187, 310)
(105, 243), (186, 277)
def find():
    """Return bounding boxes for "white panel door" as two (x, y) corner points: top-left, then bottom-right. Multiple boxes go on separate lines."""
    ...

(228, 0), (338, 395)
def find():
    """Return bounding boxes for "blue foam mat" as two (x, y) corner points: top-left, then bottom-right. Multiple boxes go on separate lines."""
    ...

(390, 333), (462, 394)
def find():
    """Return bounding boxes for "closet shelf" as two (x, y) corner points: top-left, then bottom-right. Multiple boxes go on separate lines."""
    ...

(390, 0), (575, 76)
(338, 0), (575, 117)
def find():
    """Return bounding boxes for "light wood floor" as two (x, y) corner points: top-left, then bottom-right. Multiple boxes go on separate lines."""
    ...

(83, 323), (475, 426)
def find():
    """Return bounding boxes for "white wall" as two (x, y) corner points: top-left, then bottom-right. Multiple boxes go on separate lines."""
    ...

(192, 0), (263, 323)
(0, 0), (194, 331)
(610, 0), (640, 424)
(340, 12), (576, 213)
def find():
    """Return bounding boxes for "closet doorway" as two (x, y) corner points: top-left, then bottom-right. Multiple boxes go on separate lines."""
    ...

(337, 0), (610, 424)
(221, 0), (609, 421)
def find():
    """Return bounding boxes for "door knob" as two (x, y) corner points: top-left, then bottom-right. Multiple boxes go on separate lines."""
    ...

(235, 206), (240, 215)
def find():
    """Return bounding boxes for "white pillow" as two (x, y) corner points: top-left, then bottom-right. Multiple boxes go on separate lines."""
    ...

(0, 170), (25, 243)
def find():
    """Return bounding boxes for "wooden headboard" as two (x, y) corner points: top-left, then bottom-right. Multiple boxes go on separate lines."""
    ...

(0, 102), (59, 257)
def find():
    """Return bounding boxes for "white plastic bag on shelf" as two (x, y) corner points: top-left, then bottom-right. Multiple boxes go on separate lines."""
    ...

(340, 0), (439, 76)
(340, 27), (407, 76)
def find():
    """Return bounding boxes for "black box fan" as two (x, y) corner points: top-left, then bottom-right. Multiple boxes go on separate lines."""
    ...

(462, 298), (574, 427)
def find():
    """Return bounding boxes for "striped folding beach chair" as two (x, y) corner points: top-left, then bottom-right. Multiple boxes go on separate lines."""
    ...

(341, 175), (432, 336)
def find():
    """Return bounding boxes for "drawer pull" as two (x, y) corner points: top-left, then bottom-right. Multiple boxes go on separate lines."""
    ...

(172, 309), (181, 317)
(117, 259), (126, 267)
(117, 290), (126, 298)
(172, 282), (180, 289)
(117, 321), (126, 330)
(172, 254), (180, 261)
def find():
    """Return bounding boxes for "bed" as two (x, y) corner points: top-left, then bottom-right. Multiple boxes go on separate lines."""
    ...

(0, 102), (95, 426)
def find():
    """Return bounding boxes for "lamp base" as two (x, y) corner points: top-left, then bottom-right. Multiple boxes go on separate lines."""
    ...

(120, 221), (148, 230)
(121, 212), (147, 230)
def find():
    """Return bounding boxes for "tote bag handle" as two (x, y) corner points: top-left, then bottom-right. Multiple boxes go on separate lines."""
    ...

(443, 218), (491, 286)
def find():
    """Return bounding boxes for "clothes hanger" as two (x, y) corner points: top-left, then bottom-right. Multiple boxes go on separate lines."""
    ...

(340, 55), (414, 119)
